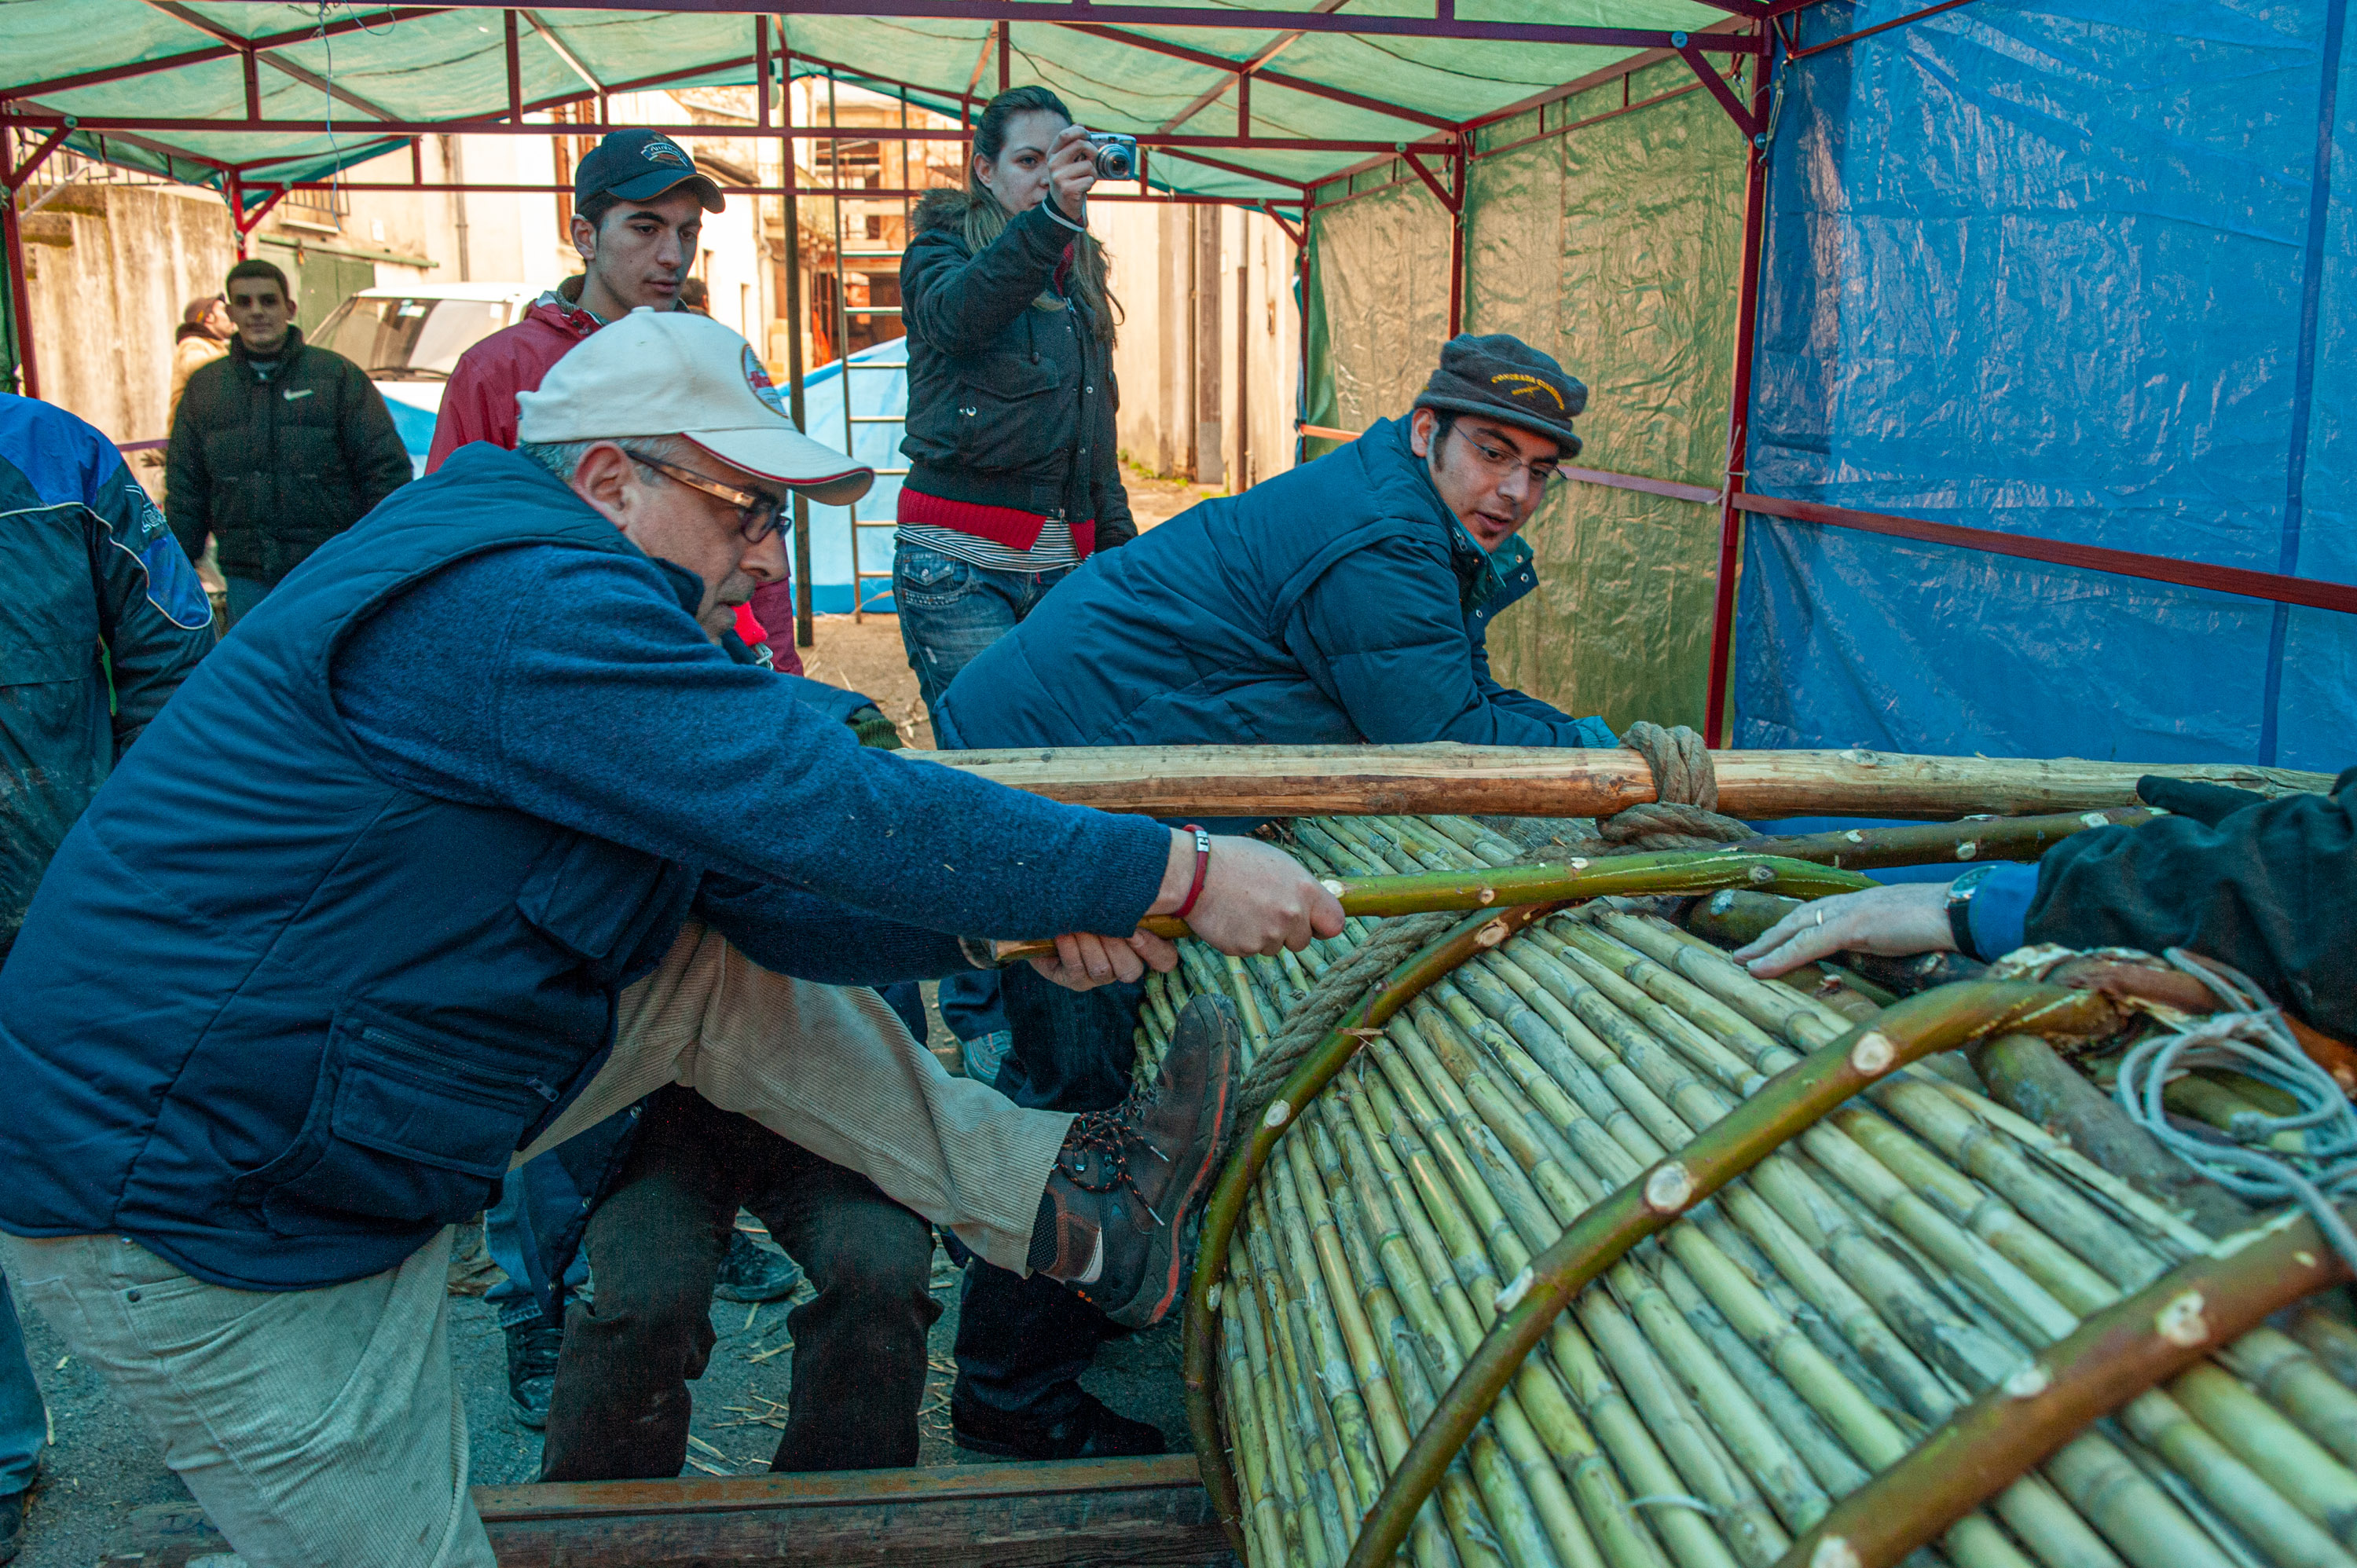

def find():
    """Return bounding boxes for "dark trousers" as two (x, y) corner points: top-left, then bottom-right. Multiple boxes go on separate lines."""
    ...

(541, 1086), (940, 1478)
(952, 965), (1144, 1422)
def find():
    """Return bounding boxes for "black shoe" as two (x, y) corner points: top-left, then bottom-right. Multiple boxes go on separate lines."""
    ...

(505, 1317), (565, 1430)
(713, 1231), (803, 1303)
(951, 1390), (1168, 1461)
(1035, 996), (1240, 1329)
(0, 1486), (26, 1565)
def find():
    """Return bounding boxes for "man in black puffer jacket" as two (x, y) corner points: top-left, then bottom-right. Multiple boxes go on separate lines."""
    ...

(167, 259), (412, 628)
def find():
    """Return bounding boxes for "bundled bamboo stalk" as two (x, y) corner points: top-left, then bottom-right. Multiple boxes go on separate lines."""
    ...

(1153, 815), (2357, 1568)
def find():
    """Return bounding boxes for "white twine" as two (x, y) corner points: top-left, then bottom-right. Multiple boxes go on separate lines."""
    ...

(2113, 949), (2357, 1276)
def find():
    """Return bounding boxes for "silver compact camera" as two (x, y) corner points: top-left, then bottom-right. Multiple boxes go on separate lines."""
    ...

(1084, 131), (1139, 181)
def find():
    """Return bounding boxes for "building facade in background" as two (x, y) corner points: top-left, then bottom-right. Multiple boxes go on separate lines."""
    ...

(13, 81), (1301, 601)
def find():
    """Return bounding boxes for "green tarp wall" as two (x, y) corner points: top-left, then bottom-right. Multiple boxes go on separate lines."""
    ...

(1303, 57), (1748, 732)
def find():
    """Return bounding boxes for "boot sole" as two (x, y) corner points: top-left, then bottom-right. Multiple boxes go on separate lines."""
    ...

(1107, 997), (1241, 1329)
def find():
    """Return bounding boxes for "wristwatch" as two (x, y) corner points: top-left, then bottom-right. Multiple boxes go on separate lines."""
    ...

(1945, 863), (2000, 961)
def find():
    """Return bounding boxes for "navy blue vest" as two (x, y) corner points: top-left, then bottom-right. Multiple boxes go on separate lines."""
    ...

(0, 445), (695, 1289)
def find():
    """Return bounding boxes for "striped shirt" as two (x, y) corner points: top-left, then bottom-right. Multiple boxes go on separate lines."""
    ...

(895, 518), (1080, 574)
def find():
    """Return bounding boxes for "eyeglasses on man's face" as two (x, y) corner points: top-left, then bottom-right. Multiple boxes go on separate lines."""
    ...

(629, 452), (789, 544)
(1451, 424), (1563, 489)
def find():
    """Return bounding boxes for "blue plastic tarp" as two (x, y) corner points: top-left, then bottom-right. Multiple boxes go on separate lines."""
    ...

(796, 339), (910, 615)
(1736, 0), (2357, 774)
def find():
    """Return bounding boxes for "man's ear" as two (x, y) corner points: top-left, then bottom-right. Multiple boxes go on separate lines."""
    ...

(1409, 406), (1437, 458)
(569, 443), (636, 529)
(570, 211), (598, 263)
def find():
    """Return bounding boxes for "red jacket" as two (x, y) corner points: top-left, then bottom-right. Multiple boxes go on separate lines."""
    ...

(424, 284), (599, 474)
(427, 281), (806, 672)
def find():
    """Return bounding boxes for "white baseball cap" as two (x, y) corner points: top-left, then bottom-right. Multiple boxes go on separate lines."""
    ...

(515, 307), (874, 507)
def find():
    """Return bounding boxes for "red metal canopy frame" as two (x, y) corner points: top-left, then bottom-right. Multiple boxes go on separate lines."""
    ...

(39, 0), (2211, 746)
(0, 4), (1770, 398)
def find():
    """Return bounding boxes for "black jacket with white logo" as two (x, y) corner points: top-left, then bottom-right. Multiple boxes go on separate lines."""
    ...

(167, 326), (412, 584)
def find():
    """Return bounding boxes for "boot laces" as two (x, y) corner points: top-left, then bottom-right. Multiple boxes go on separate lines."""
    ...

(1061, 1085), (1173, 1221)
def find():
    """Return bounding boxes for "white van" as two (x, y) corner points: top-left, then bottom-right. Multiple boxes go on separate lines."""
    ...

(310, 283), (544, 474)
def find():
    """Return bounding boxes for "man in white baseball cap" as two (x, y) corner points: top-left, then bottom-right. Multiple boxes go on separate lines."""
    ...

(0, 308), (1343, 1562)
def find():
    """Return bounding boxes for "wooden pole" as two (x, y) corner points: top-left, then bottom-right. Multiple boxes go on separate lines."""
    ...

(913, 743), (2333, 820)
(120, 1455), (1230, 1568)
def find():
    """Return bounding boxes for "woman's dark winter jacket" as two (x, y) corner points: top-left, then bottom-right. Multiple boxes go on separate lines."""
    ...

(899, 192), (1135, 550)
(167, 327), (412, 585)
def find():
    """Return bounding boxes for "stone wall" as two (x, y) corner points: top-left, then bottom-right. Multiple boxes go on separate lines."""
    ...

(19, 183), (239, 456)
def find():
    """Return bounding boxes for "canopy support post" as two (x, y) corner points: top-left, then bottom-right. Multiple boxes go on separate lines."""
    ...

(1677, 31), (1765, 139)
(753, 15), (770, 130)
(1, 124), (39, 397)
(1706, 27), (1774, 745)
(504, 11), (523, 123)
(780, 47), (814, 649)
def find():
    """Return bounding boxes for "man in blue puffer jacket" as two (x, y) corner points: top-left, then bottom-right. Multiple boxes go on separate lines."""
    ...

(927, 334), (1618, 1462)
(935, 332), (1615, 755)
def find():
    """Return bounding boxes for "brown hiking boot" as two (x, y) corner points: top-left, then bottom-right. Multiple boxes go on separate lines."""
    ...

(1036, 995), (1241, 1328)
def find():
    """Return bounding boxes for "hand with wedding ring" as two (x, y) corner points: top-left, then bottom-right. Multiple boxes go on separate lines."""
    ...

(1732, 881), (1957, 979)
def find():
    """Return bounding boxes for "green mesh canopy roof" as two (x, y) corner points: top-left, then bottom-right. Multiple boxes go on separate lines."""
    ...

(0, 2), (1747, 205)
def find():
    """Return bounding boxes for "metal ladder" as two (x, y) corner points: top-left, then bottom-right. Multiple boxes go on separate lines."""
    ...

(821, 71), (915, 621)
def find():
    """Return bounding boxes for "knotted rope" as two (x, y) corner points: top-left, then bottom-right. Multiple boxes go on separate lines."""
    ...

(1597, 720), (1755, 853)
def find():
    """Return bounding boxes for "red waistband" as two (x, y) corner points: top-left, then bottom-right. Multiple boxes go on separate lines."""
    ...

(896, 486), (1096, 561)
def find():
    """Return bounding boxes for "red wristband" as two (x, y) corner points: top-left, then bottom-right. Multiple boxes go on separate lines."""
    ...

(1173, 824), (1212, 919)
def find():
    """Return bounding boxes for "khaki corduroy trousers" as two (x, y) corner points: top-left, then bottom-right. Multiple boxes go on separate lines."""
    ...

(2, 925), (1072, 1564)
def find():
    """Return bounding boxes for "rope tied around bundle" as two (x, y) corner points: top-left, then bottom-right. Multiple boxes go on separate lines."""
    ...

(1229, 904), (1466, 1138)
(1230, 723), (1751, 1132)
(1598, 720), (1755, 852)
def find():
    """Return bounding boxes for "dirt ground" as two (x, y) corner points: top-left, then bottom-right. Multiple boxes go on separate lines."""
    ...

(11, 1233), (1189, 1567)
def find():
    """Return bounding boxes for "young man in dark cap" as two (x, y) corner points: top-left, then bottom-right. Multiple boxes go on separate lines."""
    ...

(428, 130), (724, 467)
(921, 333), (1616, 1463)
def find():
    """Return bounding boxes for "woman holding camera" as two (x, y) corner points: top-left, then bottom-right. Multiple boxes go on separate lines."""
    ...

(894, 85), (1135, 723)
(897, 86), (1158, 1465)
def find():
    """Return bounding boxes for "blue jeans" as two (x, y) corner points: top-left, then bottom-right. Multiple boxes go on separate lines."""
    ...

(485, 1149), (594, 1330)
(0, 1273), (43, 1494)
(891, 544), (1073, 727)
(940, 970), (1012, 1083)
(222, 573), (272, 630)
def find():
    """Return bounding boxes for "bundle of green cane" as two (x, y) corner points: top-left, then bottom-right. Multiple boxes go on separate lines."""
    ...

(1141, 814), (2357, 1568)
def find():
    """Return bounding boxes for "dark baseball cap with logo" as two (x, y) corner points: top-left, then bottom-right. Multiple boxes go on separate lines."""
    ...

(1411, 332), (1587, 456)
(574, 129), (725, 213)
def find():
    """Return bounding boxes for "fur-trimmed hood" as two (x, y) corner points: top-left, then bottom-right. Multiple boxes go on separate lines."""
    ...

(912, 185), (988, 239)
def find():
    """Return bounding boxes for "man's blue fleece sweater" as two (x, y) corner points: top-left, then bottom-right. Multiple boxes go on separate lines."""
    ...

(329, 537), (1171, 978)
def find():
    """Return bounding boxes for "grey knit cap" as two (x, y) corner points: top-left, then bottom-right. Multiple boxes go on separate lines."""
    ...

(1410, 332), (1587, 456)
